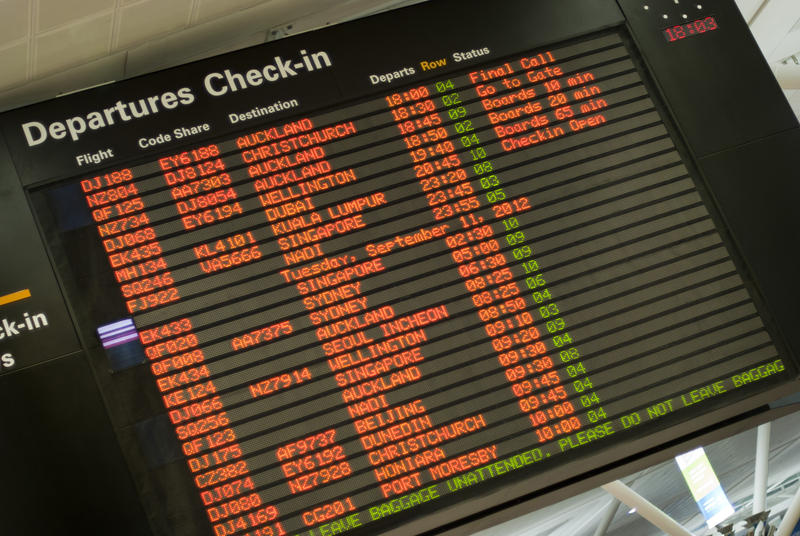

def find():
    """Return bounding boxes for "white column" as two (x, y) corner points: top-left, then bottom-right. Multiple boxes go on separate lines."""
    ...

(753, 423), (771, 536)
(601, 481), (694, 536)
(775, 484), (800, 536)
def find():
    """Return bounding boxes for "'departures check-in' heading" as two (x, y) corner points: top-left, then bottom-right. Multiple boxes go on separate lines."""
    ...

(19, 49), (333, 147)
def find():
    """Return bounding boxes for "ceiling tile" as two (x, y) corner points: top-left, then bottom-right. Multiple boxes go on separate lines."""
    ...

(196, 0), (266, 24)
(0, 0), (30, 45)
(116, 0), (192, 49)
(125, 30), (267, 76)
(0, 42), (28, 90)
(37, 0), (115, 32)
(36, 13), (112, 76)
(0, 51), (125, 112)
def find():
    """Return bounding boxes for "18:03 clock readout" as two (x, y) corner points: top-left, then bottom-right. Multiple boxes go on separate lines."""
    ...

(663, 16), (719, 42)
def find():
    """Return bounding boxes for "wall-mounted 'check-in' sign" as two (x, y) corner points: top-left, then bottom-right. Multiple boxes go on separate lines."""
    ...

(0, 289), (49, 342)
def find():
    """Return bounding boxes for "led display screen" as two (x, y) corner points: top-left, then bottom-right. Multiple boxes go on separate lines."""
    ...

(2, 1), (798, 535)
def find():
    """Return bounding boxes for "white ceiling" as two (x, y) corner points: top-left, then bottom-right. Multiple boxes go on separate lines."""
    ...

(0, 0), (422, 111)
(0, 0), (798, 115)
(0, 1), (798, 535)
(0, 0), (349, 86)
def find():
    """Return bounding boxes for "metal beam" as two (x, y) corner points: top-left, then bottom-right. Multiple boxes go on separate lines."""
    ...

(593, 498), (621, 536)
(601, 481), (695, 536)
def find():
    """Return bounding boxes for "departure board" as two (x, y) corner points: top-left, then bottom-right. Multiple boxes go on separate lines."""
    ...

(4, 1), (800, 535)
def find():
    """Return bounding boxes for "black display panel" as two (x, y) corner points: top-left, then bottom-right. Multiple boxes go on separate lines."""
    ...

(1, 1), (799, 536)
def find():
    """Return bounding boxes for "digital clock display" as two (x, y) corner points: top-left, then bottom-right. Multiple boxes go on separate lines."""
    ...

(663, 16), (719, 42)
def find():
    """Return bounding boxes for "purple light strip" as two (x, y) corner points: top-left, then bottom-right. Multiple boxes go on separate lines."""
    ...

(97, 319), (134, 335)
(98, 319), (139, 349)
(103, 332), (140, 348)
(99, 325), (135, 339)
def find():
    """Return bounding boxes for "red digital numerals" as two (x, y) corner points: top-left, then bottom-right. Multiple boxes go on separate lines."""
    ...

(276, 430), (353, 496)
